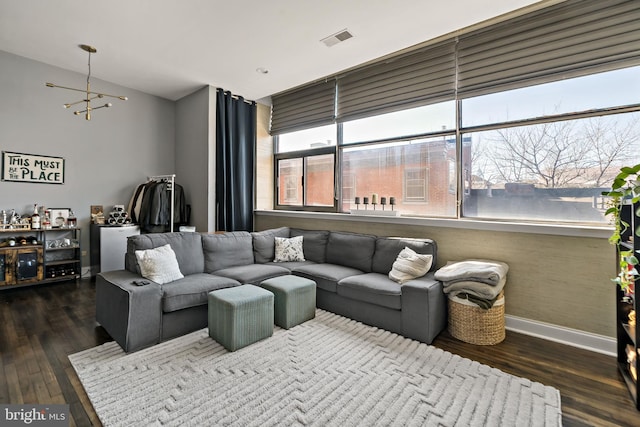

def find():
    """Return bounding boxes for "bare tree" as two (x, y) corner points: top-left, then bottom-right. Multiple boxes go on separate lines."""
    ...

(470, 115), (640, 189)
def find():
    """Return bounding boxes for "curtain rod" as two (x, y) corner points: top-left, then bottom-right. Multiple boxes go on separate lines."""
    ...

(216, 87), (256, 105)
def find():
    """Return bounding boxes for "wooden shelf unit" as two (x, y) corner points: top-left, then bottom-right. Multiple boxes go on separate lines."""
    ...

(0, 228), (81, 289)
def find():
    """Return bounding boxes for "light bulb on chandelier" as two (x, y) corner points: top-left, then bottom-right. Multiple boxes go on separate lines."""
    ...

(46, 44), (127, 121)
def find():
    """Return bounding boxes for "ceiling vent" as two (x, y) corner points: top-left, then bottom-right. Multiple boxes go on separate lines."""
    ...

(321, 29), (354, 47)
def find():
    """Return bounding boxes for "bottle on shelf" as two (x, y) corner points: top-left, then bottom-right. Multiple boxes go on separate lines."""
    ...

(42, 209), (51, 230)
(67, 210), (77, 228)
(30, 204), (41, 230)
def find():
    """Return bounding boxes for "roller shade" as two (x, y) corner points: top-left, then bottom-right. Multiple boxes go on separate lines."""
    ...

(457, 0), (640, 98)
(270, 80), (336, 135)
(337, 39), (456, 122)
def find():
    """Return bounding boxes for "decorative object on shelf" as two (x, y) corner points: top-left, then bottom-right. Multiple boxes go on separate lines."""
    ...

(602, 163), (640, 292)
(107, 205), (131, 226)
(2, 151), (65, 184)
(350, 194), (400, 216)
(30, 204), (41, 230)
(91, 205), (105, 224)
(45, 44), (127, 121)
(50, 208), (70, 228)
(0, 208), (30, 231)
(43, 209), (51, 229)
(67, 210), (77, 228)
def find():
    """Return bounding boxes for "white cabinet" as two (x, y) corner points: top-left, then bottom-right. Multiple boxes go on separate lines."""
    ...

(90, 224), (140, 275)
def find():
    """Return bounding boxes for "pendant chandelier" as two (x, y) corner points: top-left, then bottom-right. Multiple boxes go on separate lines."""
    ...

(46, 44), (127, 120)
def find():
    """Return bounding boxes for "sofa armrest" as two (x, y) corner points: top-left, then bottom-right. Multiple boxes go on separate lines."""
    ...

(96, 270), (163, 352)
(400, 272), (446, 344)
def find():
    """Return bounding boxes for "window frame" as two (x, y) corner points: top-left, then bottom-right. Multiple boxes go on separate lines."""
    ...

(274, 144), (338, 212)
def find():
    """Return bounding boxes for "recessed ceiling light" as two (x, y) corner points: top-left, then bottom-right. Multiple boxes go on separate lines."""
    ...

(256, 67), (269, 74)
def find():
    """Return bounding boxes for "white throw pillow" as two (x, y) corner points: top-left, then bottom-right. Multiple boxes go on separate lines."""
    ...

(274, 236), (305, 262)
(389, 247), (433, 284)
(135, 244), (184, 284)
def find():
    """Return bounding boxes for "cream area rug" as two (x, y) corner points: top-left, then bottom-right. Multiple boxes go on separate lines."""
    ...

(69, 310), (561, 426)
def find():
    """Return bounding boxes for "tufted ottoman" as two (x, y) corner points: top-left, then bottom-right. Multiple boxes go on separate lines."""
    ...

(208, 284), (274, 351)
(260, 275), (316, 329)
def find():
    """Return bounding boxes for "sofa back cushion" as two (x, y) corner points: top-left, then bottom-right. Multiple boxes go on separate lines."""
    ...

(252, 227), (290, 263)
(325, 231), (376, 272)
(203, 231), (254, 272)
(290, 229), (329, 263)
(125, 232), (204, 276)
(372, 237), (437, 275)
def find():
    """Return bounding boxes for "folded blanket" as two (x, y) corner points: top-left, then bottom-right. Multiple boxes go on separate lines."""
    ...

(454, 292), (501, 310)
(443, 276), (506, 300)
(435, 259), (509, 286)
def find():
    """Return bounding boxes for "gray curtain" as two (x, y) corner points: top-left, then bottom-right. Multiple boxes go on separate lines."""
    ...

(215, 89), (256, 231)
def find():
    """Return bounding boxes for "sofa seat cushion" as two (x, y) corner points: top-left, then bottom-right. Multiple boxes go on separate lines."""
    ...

(213, 264), (290, 285)
(162, 273), (241, 312)
(292, 263), (363, 293)
(337, 273), (402, 310)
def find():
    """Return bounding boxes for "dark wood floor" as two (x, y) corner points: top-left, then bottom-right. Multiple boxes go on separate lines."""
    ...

(0, 279), (638, 426)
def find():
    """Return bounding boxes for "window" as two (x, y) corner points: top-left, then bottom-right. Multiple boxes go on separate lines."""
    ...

(462, 67), (640, 128)
(276, 124), (336, 153)
(342, 102), (455, 144)
(404, 169), (427, 202)
(275, 146), (336, 211)
(277, 159), (302, 205)
(462, 111), (640, 222)
(341, 137), (457, 217)
(270, 1), (640, 225)
(461, 66), (640, 223)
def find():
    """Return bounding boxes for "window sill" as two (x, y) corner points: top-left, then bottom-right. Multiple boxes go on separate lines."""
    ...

(255, 209), (611, 239)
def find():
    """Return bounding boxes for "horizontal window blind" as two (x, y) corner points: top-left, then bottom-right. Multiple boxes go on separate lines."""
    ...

(337, 40), (456, 122)
(270, 80), (336, 135)
(270, 0), (640, 129)
(457, 0), (640, 98)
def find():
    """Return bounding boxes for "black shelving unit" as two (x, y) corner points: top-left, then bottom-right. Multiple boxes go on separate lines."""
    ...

(617, 201), (640, 409)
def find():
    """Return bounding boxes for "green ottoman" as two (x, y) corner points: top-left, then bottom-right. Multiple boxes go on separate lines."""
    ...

(260, 275), (316, 329)
(208, 284), (274, 351)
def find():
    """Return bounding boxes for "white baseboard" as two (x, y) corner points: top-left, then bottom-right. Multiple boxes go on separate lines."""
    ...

(505, 315), (616, 357)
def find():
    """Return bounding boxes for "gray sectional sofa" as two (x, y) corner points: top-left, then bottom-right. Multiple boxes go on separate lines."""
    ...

(95, 227), (447, 352)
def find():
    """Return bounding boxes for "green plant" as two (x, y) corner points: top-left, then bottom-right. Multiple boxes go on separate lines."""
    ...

(603, 163), (640, 292)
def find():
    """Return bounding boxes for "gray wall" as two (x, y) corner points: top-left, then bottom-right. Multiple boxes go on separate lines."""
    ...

(175, 86), (216, 232)
(0, 50), (176, 269)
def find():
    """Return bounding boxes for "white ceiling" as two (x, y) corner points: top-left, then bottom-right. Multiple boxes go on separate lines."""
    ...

(0, 0), (545, 104)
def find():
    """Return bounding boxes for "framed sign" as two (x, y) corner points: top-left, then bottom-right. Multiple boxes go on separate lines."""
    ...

(2, 151), (65, 184)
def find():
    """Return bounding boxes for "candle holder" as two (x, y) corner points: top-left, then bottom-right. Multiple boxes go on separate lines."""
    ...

(354, 197), (360, 210)
(363, 197), (369, 210)
(380, 197), (387, 210)
(389, 197), (396, 211)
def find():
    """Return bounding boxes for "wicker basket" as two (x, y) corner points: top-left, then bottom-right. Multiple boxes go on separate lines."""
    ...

(448, 291), (505, 345)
